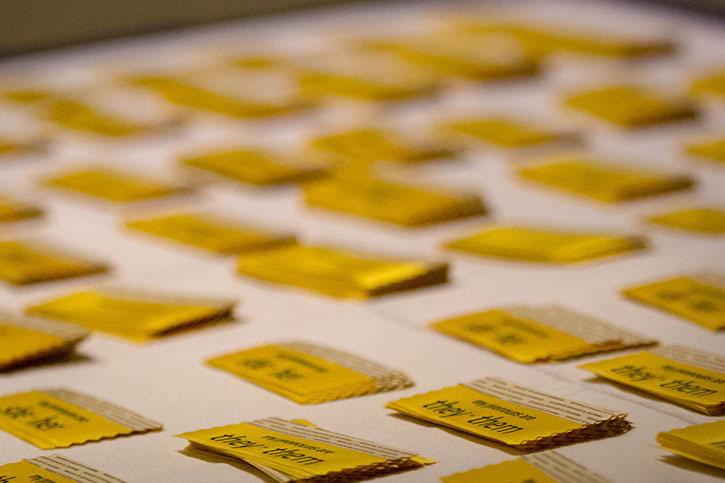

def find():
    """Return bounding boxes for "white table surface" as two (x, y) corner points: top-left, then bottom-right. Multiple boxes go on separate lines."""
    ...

(1, 1), (723, 481)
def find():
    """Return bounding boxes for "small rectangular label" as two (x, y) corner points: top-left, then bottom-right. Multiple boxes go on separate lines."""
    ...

(207, 344), (378, 404)
(0, 241), (107, 286)
(365, 37), (539, 81)
(443, 226), (644, 263)
(237, 244), (447, 299)
(440, 117), (567, 148)
(303, 176), (485, 227)
(0, 196), (42, 222)
(182, 148), (322, 186)
(26, 289), (234, 341)
(126, 212), (295, 254)
(386, 384), (583, 446)
(0, 391), (136, 449)
(623, 275), (725, 330)
(431, 309), (590, 363)
(297, 65), (437, 102)
(441, 458), (557, 483)
(387, 378), (627, 449)
(0, 460), (77, 483)
(180, 422), (386, 479)
(0, 322), (69, 370)
(657, 420), (725, 470)
(457, 22), (673, 58)
(178, 418), (431, 481)
(46, 100), (152, 137)
(647, 207), (725, 234)
(580, 350), (725, 415)
(307, 128), (453, 164)
(45, 167), (185, 203)
(129, 75), (305, 119)
(684, 137), (725, 163)
(518, 157), (693, 202)
(564, 85), (697, 127)
(689, 70), (725, 99)
(0, 455), (125, 483)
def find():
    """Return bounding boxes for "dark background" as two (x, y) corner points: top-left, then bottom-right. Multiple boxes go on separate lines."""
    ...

(0, 0), (723, 57)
